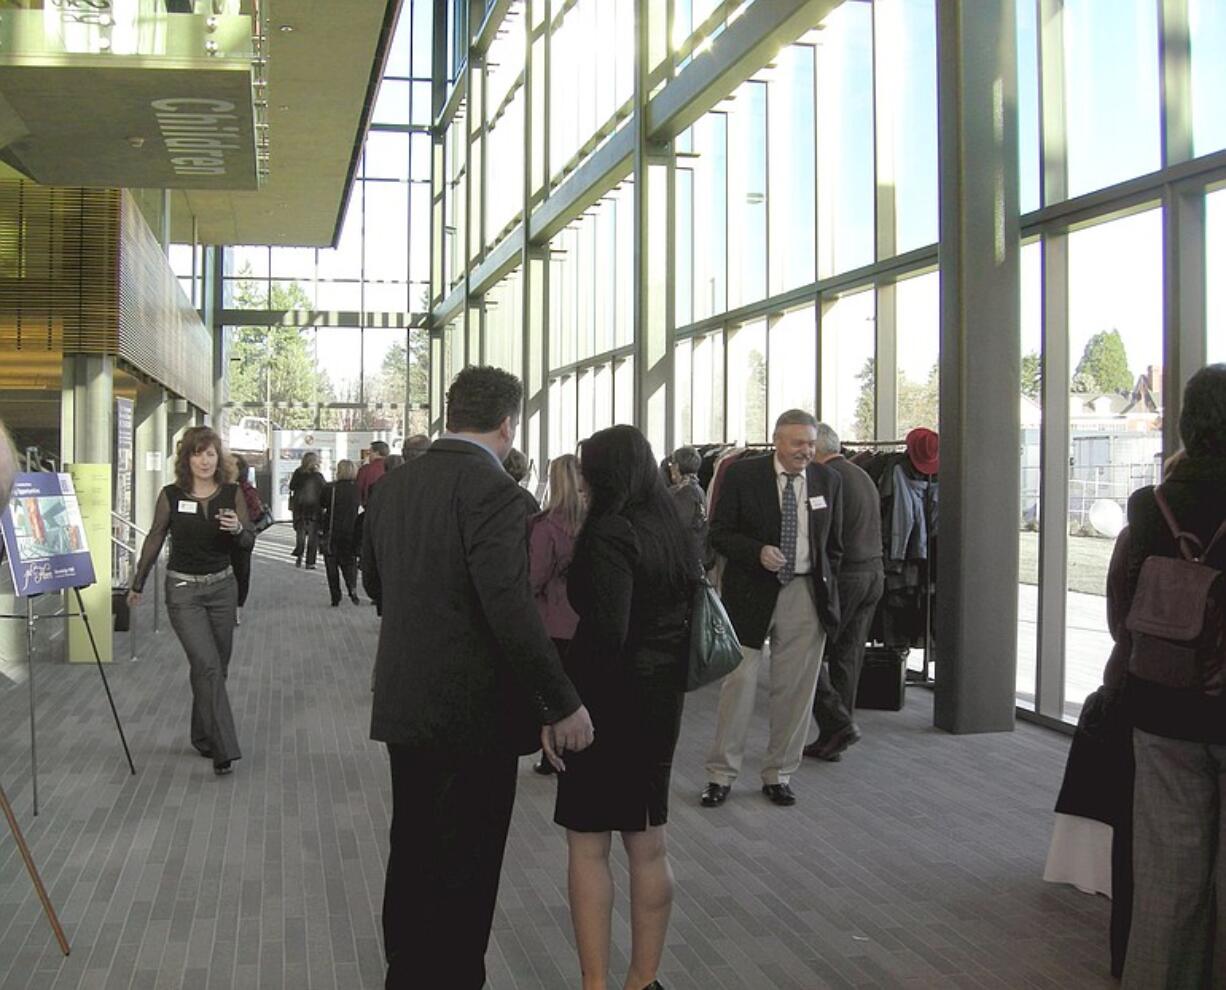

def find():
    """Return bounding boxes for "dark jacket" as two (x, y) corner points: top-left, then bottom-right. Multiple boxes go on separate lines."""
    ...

(670, 476), (712, 571)
(289, 466), (324, 518)
(824, 454), (883, 571)
(363, 438), (582, 756)
(710, 452), (843, 649)
(1113, 456), (1226, 743)
(319, 479), (360, 557)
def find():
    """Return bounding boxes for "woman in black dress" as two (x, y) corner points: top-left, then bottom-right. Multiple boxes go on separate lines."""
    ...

(551, 425), (692, 990)
(128, 426), (253, 776)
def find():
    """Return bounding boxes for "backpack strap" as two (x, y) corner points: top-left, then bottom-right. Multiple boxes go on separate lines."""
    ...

(1153, 485), (1226, 563)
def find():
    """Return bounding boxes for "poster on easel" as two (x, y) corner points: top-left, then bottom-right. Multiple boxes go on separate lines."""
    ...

(0, 473), (96, 598)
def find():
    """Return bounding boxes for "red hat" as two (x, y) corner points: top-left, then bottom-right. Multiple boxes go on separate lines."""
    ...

(905, 427), (939, 475)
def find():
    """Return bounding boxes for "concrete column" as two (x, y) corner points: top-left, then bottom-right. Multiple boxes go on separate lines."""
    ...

(60, 354), (114, 464)
(133, 383), (168, 533)
(933, 0), (1021, 733)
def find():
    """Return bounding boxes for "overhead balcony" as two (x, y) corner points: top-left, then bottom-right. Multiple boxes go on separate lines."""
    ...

(0, 0), (268, 190)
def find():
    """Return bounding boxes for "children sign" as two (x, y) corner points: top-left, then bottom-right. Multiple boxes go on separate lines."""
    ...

(0, 473), (96, 597)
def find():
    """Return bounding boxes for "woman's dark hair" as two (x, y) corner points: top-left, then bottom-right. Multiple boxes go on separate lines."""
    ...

(446, 366), (523, 433)
(576, 425), (693, 595)
(1179, 363), (1226, 459)
(174, 426), (225, 490)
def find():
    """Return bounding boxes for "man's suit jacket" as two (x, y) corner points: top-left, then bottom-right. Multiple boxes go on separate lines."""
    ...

(364, 438), (581, 756)
(710, 452), (843, 650)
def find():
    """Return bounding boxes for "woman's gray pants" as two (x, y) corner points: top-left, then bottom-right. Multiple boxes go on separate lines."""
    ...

(166, 575), (242, 765)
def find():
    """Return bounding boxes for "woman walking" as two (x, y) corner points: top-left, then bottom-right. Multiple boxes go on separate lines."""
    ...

(319, 459), (361, 606)
(228, 453), (263, 624)
(128, 426), (251, 776)
(529, 453), (586, 774)
(549, 425), (692, 990)
(288, 451), (324, 568)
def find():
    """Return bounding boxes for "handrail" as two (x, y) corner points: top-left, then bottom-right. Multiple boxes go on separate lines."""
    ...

(110, 512), (151, 539)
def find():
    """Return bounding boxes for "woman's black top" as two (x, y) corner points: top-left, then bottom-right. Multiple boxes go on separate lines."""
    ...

(554, 513), (690, 833)
(132, 483), (253, 592)
(319, 479), (360, 556)
(1112, 456), (1226, 743)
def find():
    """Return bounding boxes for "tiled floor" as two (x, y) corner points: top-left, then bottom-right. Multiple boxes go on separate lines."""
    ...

(0, 534), (1115, 989)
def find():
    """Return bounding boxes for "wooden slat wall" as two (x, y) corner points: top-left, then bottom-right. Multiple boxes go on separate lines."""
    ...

(117, 192), (213, 410)
(0, 177), (213, 411)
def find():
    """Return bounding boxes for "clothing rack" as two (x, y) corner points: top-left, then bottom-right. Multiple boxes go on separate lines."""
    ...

(842, 440), (937, 687)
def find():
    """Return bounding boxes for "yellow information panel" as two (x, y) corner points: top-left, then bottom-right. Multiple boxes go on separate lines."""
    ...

(67, 463), (112, 663)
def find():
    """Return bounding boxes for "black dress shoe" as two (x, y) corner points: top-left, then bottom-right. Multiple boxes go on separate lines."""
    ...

(813, 723), (862, 761)
(700, 783), (730, 807)
(641, 982), (666, 990)
(762, 782), (796, 806)
(349, 592), (360, 605)
(803, 739), (844, 761)
(213, 761), (233, 776)
(330, 600), (340, 607)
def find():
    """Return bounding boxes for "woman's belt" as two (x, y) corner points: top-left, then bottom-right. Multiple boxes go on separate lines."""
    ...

(166, 566), (234, 585)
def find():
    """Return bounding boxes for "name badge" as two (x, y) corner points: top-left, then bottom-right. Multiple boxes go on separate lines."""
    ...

(177, 500), (198, 514)
(809, 495), (827, 511)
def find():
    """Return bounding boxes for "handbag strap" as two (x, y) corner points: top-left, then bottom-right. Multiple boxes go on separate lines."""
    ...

(1154, 485), (1226, 563)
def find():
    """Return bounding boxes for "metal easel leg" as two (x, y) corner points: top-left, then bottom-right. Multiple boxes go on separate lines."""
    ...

(71, 587), (136, 776)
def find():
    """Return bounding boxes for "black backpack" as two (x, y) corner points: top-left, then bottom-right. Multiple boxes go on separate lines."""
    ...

(1126, 487), (1226, 695)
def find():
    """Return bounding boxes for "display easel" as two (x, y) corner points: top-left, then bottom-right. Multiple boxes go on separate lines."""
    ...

(0, 587), (136, 816)
(0, 781), (69, 956)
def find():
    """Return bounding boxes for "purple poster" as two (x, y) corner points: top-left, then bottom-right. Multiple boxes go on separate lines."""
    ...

(0, 473), (97, 597)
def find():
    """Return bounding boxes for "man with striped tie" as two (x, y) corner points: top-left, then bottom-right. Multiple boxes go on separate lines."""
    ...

(701, 410), (843, 808)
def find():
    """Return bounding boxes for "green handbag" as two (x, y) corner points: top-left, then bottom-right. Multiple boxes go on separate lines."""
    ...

(686, 577), (743, 691)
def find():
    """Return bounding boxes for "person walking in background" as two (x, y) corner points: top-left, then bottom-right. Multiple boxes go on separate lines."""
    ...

(667, 445), (712, 572)
(356, 440), (389, 507)
(227, 453), (263, 625)
(701, 409), (843, 808)
(1116, 364), (1226, 989)
(528, 453), (586, 775)
(363, 366), (593, 989)
(804, 423), (884, 763)
(554, 425), (692, 990)
(401, 434), (430, 463)
(288, 451), (324, 569)
(319, 459), (362, 607)
(504, 447), (541, 515)
(128, 426), (251, 777)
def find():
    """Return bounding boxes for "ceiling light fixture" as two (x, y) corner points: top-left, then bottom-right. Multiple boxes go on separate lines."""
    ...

(279, 24), (295, 32)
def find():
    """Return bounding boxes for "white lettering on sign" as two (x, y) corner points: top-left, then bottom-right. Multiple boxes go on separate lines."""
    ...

(151, 99), (245, 178)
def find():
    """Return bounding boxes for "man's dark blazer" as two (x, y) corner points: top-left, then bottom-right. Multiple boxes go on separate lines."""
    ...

(710, 452), (843, 650)
(363, 438), (581, 756)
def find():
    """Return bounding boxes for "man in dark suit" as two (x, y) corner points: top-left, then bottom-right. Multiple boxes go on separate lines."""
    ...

(804, 422), (884, 762)
(702, 410), (843, 808)
(363, 366), (594, 989)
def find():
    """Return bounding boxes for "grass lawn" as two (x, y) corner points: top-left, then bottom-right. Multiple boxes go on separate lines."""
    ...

(1017, 530), (1115, 596)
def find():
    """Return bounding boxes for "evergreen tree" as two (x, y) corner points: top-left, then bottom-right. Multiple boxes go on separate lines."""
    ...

(226, 267), (331, 429)
(852, 356), (875, 441)
(1072, 329), (1132, 394)
(1021, 350), (1042, 400)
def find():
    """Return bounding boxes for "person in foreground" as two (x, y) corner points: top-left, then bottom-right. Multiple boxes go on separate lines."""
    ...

(557, 425), (692, 990)
(363, 366), (594, 990)
(702, 409), (843, 808)
(129, 426), (251, 776)
(1116, 363), (1226, 989)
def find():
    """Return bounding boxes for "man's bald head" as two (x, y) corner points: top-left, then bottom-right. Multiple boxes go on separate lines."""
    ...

(0, 420), (15, 515)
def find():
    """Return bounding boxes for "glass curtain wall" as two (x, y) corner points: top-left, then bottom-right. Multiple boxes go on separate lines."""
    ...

(174, 1), (435, 442)
(429, 0), (1225, 723)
